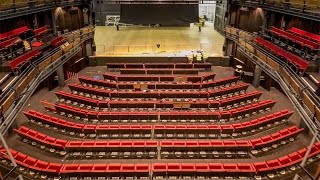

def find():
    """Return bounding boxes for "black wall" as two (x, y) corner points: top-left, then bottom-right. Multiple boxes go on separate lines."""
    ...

(120, 5), (199, 26)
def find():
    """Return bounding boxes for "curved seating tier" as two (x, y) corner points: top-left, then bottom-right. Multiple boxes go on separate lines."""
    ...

(44, 99), (276, 123)
(9, 50), (41, 70)
(78, 76), (239, 90)
(14, 126), (303, 159)
(103, 73), (216, 83)
(0, 26), (31, 42)
(24, 110), (292, 139)
(55, 90), (263, 109)
(68, 82), (249, 99)
(1, 142), (320, 179)
(289, 27), (320, 44)
(120, 68), (203, 75)
(106, 63), (212, 69)
(255, 36), (309, 72)
(271, 27), (319, 51)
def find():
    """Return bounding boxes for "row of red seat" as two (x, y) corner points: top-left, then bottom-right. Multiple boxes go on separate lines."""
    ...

(9, 49), (41, 70)
(1, 142), (320, 177)
(289, 27), (320, 44)
(271, 27), (319, 50)
(0, 37), (20, 49)
(51, 36), (66, 47)
(50, 99), (276, 120)
(68, 82), (249, 99)
(106, 62), (212, 69)
(55, 90), (262, 109)
(33, 26), (49, 37)
(255, 36), (309, 71)
(103, 73), (216, 83)
(0, 26), (30, 42)
(120, 68), (201, 75)
(78, 76), (239, 90)
(24, 109), (292, 135)
(14, 125), (303, 152)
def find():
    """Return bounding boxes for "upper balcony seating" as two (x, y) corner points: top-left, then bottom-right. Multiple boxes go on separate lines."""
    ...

(68, 82), (249, 99)
(0, 26), (31, 42)
(24, 109), (292, 139)
(14, 125), (303, 158)
(51, 36), (66, 48)
(102, 73), (216, 83)
(78, 76), (239, 90)
(288, 27), (320, 44)
(270, 27), (319, 51)
(1, 142), (320, 179)
(106, 63), (212, 69)
(33, 26), (49, 37)
(255, 36), (309, 72)
(9, 49), (41, 70)
(55, 90), (262, 109)
(0, 37), (23, 56)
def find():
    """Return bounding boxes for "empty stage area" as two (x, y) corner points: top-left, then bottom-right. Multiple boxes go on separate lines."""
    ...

(94, 26), (225, 57)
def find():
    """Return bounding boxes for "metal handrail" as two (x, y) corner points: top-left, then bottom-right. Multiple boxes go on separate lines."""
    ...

(225, 28), (320, 137)
(0, 26), (94, 127)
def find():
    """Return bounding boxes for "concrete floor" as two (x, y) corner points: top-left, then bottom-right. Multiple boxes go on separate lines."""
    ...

(6, 65), (314, 168)
(94, 26), (225, 57)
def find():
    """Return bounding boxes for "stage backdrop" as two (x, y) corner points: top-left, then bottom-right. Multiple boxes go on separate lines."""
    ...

(120, 5), (199, 26)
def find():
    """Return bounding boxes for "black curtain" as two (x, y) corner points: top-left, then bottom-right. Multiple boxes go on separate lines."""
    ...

(120, 5), (199, 26)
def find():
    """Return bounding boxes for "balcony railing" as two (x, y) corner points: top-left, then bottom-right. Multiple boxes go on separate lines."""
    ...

(225, 26), (320, 138)
(0, 25), (94, 134)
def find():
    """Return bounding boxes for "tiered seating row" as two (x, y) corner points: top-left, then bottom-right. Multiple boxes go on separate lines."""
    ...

(106, 63), (212, 69)
(271, 27), (319, 50)
(103, 73), (216, 83)
(33, 26), (49, 37)
(49, 99), (276, 122)
(120, 68), (203, 75)
(1, 142), (320, 178)
(0, 37), (21, 49)
(79, 76), (239, 90)
(289, 27), (320, 44)
(68, 82), (249, 99)
(51, 36), (66, 47)
(55, 90), (262, 109)
(25, 109), (291, 140)
(14, 126), (303, 159)
(9, 50), (41, 70)
(255, 37), (309, 71)
(78, 76), (239, 89)
(0, 26), (30, 42)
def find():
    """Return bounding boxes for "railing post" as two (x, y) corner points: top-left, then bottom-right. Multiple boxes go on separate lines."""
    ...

(0, 133), (24, 180)
(293, 130), (319, 180)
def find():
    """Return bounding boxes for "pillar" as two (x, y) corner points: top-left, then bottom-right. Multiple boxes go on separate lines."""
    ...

(7, 119), (18, 134)
(299, 118), (310, 134)
(253, 65), (262, 87)
(317, 51), (320, 73)
(56, 66), (65, 87)
(51, 9), (57, 35)
(86, 40), (93, 56)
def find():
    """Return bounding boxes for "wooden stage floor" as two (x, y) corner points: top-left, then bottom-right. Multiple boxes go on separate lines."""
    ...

(94, 25), (225, 57)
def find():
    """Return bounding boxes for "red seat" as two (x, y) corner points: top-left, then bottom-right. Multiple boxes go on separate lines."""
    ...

(51, 36), (65, 47)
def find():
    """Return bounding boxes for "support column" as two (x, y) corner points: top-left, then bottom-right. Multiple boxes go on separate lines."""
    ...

(253, 65), (262, 87)
(86, 40), (93, 56)
(56, 66), (65, 87)
(299, 118), (310, 134)
(260, 9), (267, 35)
(7, 119), (18, 134)
(317, 50), (320, 73)
(51, 9), (57, 35)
